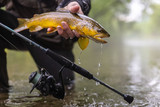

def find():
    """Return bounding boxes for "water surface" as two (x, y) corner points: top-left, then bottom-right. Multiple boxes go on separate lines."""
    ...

(1, 38), (160, 106)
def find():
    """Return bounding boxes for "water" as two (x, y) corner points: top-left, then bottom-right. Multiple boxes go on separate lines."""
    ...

(1, 39), (160, 106)
(78, 50), (83, 65)
(97, 44), (103, 73)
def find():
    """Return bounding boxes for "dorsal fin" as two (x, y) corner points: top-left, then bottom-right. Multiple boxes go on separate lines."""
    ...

(14, 18), (29, 32)
(17, 18), (29, 25)
(70, 13), (83, 20)
(33, 14), (39, 17)
(29, 26), (43, 32)
(56, 8), (83, 20)
(56, 8), (69, 13)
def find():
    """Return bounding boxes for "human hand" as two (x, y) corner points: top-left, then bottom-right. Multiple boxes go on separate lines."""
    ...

(47, 1), (83, 39)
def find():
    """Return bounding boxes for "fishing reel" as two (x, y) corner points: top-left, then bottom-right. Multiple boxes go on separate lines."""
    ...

(29, 67), (65, 99)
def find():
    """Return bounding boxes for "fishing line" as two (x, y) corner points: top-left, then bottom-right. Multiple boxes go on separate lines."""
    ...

(0, 34), (19, 50)
(0, 33), (43, 71)
(0, 22), (134, 104)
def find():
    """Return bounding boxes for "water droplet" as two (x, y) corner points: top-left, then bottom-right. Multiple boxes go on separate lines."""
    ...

(92, 98), (96, 105)
(96, 82), (100, 86)
(67, 85), (72, 90)
(78, 58), (81, 64)
(98, 62), (101, 67)
(78, 50), (83, 65)
(81, 77), (84, 80)
(29, 42), (32, 46)
(11, 32), (14, 35)
(97, 43), (103, 72)
(101, 43), (103, 48)
(44, 101), (47, 103)
(98, 62), (101, 71)
(84, 87), (86, 91)
(85, 99), (88, 102)
(96, 72), (100, 76)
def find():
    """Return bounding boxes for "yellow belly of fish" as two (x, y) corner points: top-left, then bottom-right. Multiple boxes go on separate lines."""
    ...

(27, 19), (61, 32)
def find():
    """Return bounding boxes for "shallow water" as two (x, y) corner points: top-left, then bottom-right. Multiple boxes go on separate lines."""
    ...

(1, 38), (160, 107)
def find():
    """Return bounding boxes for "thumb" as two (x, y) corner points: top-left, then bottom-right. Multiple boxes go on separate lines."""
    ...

(69, 5), (80, 13)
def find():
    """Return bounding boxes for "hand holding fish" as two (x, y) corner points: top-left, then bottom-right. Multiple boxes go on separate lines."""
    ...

(47, 1), (82, 39)
(14, 2), (110, 50)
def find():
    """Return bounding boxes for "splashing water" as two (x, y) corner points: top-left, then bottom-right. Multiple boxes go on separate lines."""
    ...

(96, 82), (100, 86)
(96, 72), (100, 76)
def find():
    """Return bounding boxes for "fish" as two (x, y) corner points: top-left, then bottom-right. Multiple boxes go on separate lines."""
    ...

(14, 11), (110, 50)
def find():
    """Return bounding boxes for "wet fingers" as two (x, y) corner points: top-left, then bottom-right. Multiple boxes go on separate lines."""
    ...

(57, 26), (68, 39)
(57, 21), (81, 39)
(73, 30), (81, 38)
(62, 21), (75, 39)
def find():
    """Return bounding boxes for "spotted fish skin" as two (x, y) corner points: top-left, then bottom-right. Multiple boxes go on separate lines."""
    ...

(14, 12), (110, 50)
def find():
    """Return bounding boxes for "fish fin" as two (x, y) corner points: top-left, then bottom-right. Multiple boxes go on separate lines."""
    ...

(17, 18), (29, 25)
(70, 13), (83, 20)
(94, 35), (107, 43)
(14, 18), (29, 32)
(29, 26), (43, 32)
(47, 27), (57, 34)
(33, 14), (40, 17)
(56, 8), (69, 13)
(56, 8), (83, 20)
(78, 37), (89, 50)
(14, 25), (28, 32)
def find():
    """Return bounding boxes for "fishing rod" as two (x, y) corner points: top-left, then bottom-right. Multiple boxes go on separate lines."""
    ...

(0, 22), (134, 104)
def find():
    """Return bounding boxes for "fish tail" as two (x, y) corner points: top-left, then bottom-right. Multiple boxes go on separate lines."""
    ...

(14, 18), (29, 32)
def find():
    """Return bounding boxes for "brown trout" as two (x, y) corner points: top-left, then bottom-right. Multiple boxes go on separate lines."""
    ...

(14, 12), (110, 50)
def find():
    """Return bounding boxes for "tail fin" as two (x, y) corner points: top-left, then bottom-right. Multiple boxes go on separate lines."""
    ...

(14, 18), (29, 32)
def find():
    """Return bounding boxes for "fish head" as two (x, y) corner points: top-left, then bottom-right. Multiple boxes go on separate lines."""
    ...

(78, 24), (110, 50)
(82, 20), (110, 44)
(91, 22), (110, 43)
(94, 27), (110, 43)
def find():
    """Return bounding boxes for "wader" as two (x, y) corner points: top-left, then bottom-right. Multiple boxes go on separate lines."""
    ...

(0, 9), (74, 91)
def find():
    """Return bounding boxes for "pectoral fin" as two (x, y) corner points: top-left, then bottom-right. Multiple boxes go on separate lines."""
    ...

(29, 26), (43, 32)
(56, 8), (69, 13)
(47, 27), (57, 34)
(78, 37), (89, 50)
(18, 18), (29, 25)
(14, 18), (29, 32)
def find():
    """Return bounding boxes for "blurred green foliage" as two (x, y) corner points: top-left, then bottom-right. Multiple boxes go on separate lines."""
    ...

(89, 0), (131, 36)
(89, 0), (160, 38)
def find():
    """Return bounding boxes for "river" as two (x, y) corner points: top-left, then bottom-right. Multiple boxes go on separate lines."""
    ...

(0, 38), (160, 107)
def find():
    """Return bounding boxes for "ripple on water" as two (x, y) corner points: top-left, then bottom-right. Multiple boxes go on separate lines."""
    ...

(4, 92), (41, 107)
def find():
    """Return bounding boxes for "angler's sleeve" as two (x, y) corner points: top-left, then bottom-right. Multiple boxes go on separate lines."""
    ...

(0, 0), (10, 7)
(57, 0), (91, 15)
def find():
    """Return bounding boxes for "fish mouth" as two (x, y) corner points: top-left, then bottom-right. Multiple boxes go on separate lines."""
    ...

(87, 33), (108, 43)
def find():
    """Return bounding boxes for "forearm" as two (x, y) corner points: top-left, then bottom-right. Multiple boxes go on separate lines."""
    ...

(0, 0), (10, 7)
(57, 0), (91, 15)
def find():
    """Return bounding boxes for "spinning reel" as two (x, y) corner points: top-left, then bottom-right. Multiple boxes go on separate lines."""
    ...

(29, 67), (65, 99)
(0, 23), (134, 104)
